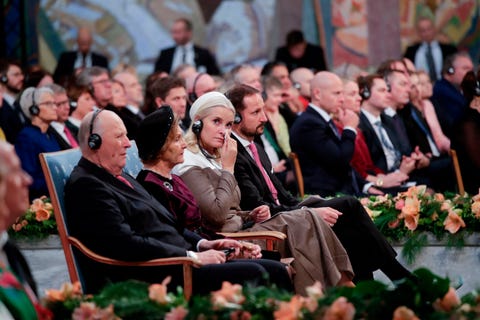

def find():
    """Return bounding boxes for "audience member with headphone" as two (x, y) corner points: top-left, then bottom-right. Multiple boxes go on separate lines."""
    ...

(0, 59), (28, 143)
(66, 83), (97, 138)
(14, 87), (60, 200)
(431, 52), (474, 139)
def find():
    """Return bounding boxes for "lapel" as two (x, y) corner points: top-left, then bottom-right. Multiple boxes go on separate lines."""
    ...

(305, 106), (339, 140)
(79, 158), (178, 225)
(359, 112), (383, 153)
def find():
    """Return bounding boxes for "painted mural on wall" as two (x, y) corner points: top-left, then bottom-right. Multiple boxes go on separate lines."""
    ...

(39, 0), (276, 75)
(39, 0), (478, 77)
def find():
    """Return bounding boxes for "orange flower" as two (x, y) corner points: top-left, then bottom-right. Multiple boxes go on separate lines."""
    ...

(440, 200), (453, 211)
(273, 295), (304, 320)
(359, 198), (369, 206)
(433, 287), (460, 312)
(434, 193), (445, 202)
(165, 306), (188, 320)
(35, 208), (51, 222)
(12, 223), (23, 232)
(323, 296), (355, 320)
(395, 199), (405, 210)
(305, 281), (323, 300)
(72, 302), (118, 320)
(471, 201), (480, 219)
(431, 212), (439, 221)
(444, 210), (466, 234)
(30, 198), (45, 212)
(148, 276), (171, 304)
(21, 219), (28, 226)
(45, 281), (82, 302)
(399, 197), (420, 231)
(388, 219), (400, 229)
(212, 282), (245, 308)
(393, 306), (419, 320)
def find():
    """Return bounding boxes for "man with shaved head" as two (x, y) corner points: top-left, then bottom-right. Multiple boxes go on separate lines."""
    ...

(290, 71), (380, 197)
(290, 67), (314, 109)
(54, 27), (109, 85)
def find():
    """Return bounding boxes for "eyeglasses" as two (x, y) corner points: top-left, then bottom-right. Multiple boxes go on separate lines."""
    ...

(39, 101), (56, 108)
(55, 100), (70, 107)
(92, 78), (111, 86)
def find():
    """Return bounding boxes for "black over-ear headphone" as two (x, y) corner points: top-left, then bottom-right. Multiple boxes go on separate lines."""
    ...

(0, 73), (8, 84)
(29, 89), (40, 116)
(293, 82), (301, 90)
(88, 109), (103, 150)
(384, 74), (392, 92)
(234, 112), (242, 124)
(188, 73), (206, 102)
(475, 80), (480, 97)
(360, 84), (371, 100)
(447, 66), (455, 75)
(192, 119), (203, 136)
(261, 91), (268, 101)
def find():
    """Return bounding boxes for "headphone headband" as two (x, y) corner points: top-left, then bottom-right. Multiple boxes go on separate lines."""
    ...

(88, 109), (104, 150)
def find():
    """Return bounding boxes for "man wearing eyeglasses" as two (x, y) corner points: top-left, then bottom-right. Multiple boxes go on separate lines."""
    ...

(76, 66), (112, 109)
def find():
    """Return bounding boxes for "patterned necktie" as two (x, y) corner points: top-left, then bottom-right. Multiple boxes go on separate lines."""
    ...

(248, 143), (280, 205)
(64, 126), (78, 148)
(181, 47), (187, 64)
(117, 175), (134, 189)
(426, 43), (437, 82)
(374, 121), (401, 168)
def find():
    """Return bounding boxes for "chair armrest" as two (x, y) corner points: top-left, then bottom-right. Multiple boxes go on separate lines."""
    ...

(68, 236), (199, 267)
(220, 231), (286, 240)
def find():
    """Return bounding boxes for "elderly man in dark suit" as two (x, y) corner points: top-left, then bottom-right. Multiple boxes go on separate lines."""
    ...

(403, 16), (457, 82)
(154, 18), (220, 75)
(53, 27), (109, 85)
(65, 109), (292, 294)
(227, 84), (411, 283)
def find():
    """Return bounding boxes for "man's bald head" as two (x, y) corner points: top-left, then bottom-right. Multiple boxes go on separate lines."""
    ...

(77, 27), (93, 54)
(291, 67), (314, 98)
(311, 71), (344, 114)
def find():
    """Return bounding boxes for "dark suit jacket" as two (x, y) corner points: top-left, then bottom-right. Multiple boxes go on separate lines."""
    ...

(0, 99), (27, 144)
(65, 157), (202, 292)
(4, 240), (38, 296)
(48, 126), (73, 150)
(232, 136), (299, 215)
(289, 106), (357, 196)
(431, 78), (466, 139)
(154, 45), (220, 75)
(53, 51), (109, 84)
(358, 112), (404, 173)
(65, 120), (79, 139)
(404, 42), (457, 65)
(398, 103), (435, 154)
(275, 43), (327, 72)
(105, 105), (141, 140)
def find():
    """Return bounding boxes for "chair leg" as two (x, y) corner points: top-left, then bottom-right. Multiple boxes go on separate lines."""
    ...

(183, 264), (192, 300)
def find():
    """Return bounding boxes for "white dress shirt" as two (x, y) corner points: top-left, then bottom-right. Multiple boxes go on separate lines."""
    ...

(171, 42), (195, 73)
(414, 41), (443, 80)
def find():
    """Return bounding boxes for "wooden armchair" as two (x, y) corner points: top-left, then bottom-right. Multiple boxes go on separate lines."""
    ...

(450, 149), (465, 195)
(39, 145), (198, 299)
(289, 152), (305, 198)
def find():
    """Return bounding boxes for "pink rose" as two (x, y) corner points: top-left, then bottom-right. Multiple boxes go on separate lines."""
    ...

(149, 276), (171, 304)
(433, 287), (460, 312)
(395, 199), (405, 210)
(393, 306), (419, 320)
(323, 297), (355, 320)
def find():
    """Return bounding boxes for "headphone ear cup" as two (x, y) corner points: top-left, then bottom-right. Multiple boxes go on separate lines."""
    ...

(0, 74), (8, 84)
(188, 92), (197, 103)
(447, 67), (455, 75)
(293, 82), (301, 90)
(261, 91), (267, 101)
(475, 81), (480, 97)
(88, 133), (102, 150)
(192, 119), (203, 135)
(234, 112), (242, 124)
(360, 86), (371, 100)
(29, 104), (40, 116)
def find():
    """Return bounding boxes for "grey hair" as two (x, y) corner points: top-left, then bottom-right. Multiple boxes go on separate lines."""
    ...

(76, 66), (109, 86)
(44, 83), (66, 95)
(19, 86), (54, 120)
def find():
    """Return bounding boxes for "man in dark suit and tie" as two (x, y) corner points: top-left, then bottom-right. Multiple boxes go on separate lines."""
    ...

(227, 84), (411, 283)
(0, 60), (27, 144)
(403, 16), (457, 82)
(65, 109), (292, 294)
(289, 72), (380, 197)
(154, 18), (220, 75)
(53, 27), (109, 85)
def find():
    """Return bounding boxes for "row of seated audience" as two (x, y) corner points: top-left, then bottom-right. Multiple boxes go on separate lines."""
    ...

(0, 16), (479, 310)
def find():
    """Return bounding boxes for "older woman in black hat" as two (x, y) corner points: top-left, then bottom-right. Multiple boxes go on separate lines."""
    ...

(135, 106), (221, 239)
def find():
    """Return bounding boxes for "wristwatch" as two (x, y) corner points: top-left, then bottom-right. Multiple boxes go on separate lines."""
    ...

(375, 178), (384, 187)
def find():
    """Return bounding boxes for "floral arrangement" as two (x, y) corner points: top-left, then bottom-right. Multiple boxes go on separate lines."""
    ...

(9, 196), (57, 239)
(43, 268), (480, 320)
(361, 186), (480, 263)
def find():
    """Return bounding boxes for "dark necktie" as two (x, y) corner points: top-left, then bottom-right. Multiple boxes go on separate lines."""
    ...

(248, 143), (280, 205)
(328, 119), (341, 139)
(81, 53), (87, 68)
(410, 108), (440, 156)
(426, 43), (437, 82)
(181, 47), (187, 64)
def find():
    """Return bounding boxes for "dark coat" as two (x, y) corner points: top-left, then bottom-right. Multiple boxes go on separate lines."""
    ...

(275, 43), (327, 72)
(53, 51), (109, 84)
(154, 45), (220, 75)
